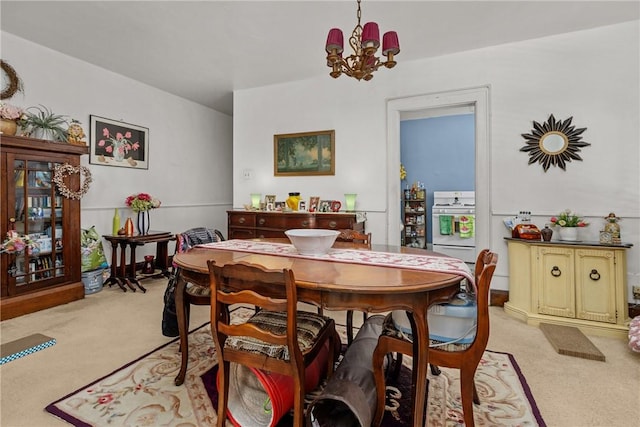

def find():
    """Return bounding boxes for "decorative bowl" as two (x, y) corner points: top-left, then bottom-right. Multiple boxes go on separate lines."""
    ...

(284, 229), (340, 255)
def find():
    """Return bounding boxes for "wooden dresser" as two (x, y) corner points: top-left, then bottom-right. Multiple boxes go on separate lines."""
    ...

(227, 210), (365, 240)
(503, 237), (633, 339)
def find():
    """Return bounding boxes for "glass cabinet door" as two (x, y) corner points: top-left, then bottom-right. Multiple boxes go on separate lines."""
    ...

(10, 159), (65, 289)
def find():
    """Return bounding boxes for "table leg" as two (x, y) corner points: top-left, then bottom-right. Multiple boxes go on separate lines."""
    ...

(128, 242), (145, 292)
(104, 240), (125, 291)
(174, 269), (189, 386)
(118, 242), (136, 292)
(408, 308), (430, 427)
(156, 239), (172, 278)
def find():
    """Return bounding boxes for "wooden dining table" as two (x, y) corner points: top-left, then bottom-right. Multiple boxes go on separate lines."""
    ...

(173, 240), (466, 427)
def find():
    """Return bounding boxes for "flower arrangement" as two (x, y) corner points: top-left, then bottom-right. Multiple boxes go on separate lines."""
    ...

(99, 128), (140, 158)
(0, 102), (24, 120)
(1, 230), (39, 254)
(125, 193), (161, 212)
(550, 209), (588, 227)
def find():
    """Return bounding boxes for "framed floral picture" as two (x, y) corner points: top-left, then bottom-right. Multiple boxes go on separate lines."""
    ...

(274, 130), (335, 176)
(89, 115), (149, 169)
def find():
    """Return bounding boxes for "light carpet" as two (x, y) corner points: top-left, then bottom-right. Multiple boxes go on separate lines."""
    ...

(45, 311), (544, 426)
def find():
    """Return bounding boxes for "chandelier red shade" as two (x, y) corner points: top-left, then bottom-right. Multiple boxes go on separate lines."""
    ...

(325, 0), (400, 81)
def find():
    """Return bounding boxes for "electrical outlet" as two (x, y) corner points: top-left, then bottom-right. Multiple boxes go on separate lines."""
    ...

(242, 169), (253, 180)
(633, 286), (640, 301)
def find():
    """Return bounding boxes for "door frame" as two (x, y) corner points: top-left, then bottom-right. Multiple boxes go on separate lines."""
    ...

(386, 86), (491, 258)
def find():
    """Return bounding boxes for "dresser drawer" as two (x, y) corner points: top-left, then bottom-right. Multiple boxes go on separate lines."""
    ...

(228, 212), (256, 227)
(228, 228), (256, 239)
(316, 216), (355, 230)
(257, 214), (315, 229)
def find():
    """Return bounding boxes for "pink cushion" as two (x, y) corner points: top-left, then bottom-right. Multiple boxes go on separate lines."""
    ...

(629, 316), (640, 353)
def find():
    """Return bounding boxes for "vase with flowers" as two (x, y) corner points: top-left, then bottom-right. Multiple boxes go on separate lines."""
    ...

(0, 102), (24, 136)
(99, 128), (140, 162)
(550, 209), (588, 241)
(125, 193), (161, 234)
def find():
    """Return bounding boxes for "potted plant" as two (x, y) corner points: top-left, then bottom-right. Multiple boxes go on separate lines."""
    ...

(0, 102), (24, 136)
(19, 105), (69, 142)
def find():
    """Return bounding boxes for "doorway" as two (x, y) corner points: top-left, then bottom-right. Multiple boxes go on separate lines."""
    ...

(400, 106), (476, 246)
(386, 86), (490, 257)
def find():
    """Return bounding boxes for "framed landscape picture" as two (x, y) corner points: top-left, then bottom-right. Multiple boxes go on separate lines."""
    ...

(274, 130), (335, 176)
(89, 115), (149, 169)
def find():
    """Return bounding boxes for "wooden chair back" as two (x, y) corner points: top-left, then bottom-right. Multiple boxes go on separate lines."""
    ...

(336, 229), (372, 248)
(171, 228), (225, 386)
(372, 250), (498, 427)
(208, 260), (336, 427)
(210, 261), (302, 364)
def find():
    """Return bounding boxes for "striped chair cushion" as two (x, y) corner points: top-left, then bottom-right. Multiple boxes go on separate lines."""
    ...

(381, 312), (471, 352)
(185, 282), (210, 297)
(224, 310), (330, 360)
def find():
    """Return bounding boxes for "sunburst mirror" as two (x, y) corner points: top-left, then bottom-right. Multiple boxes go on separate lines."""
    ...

(520, 114), (590, 172)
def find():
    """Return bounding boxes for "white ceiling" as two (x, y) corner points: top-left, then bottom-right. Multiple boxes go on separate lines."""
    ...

(2, 1), (638, 116)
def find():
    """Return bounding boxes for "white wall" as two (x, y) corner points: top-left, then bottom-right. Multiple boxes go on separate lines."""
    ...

(233, 22), (640, 298)
(2, 32), (234, 261)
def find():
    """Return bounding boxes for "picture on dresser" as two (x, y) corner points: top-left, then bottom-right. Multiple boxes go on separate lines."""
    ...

(319, 200), (332, 212)
(309, 196), (320, 212)
(89, 115), (149, 170)
(274, 130), (335, 176)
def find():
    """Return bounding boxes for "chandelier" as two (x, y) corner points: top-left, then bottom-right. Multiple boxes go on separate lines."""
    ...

(325, 0), (400, 81)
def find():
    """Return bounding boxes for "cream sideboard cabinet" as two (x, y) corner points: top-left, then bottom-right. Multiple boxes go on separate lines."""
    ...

(504, 238), (633, 339)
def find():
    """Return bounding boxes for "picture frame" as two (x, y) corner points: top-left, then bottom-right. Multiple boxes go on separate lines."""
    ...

(89, 115), (149, 169)
(264, 195), (276, 211)
(274, 130), (335, 176)
(319, 200), (332, 213)
(308, 196), (320, 212)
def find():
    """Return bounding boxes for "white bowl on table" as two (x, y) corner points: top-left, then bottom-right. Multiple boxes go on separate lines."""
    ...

(284, 229), (340, 255)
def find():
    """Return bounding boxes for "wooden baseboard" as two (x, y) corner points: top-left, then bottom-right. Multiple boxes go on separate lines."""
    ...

(0, 282), (85, 321)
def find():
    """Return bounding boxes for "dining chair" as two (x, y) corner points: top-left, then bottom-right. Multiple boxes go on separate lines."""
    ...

(169, 227), (225, 386)
(336, 229), (372, 345)
(371, 249), (498, 427)
(208, 260), (338, 427)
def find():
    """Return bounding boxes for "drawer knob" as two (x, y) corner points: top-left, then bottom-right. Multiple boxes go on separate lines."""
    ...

(238, 217), (245, 224)
(301, 220), (309, 227)
(589, 269), (601, 281)
(550, 266), (562, 277)
(328, 221), (337, 228)
(258, 218), (265, 225)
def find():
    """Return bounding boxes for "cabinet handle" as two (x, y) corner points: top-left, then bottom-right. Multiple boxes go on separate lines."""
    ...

(258, 218), (265, 225)
(328, 221), (337, 228)
(238, 217), (245, 224)
(301, 220), (309, 227)
(551, 266), (562, 277)
(589, 269), (601, 281)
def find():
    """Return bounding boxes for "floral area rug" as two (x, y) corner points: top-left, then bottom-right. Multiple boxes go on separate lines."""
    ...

(46, 308), (544, 427)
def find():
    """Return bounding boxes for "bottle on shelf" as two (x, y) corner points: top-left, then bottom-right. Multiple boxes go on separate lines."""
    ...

(112, 208), (121, 235)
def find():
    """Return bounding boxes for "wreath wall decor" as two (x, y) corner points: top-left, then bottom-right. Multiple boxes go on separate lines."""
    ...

(1, 60), (24, 100)
(53, 164), (92, 200)
(520, 114), (590, 172)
